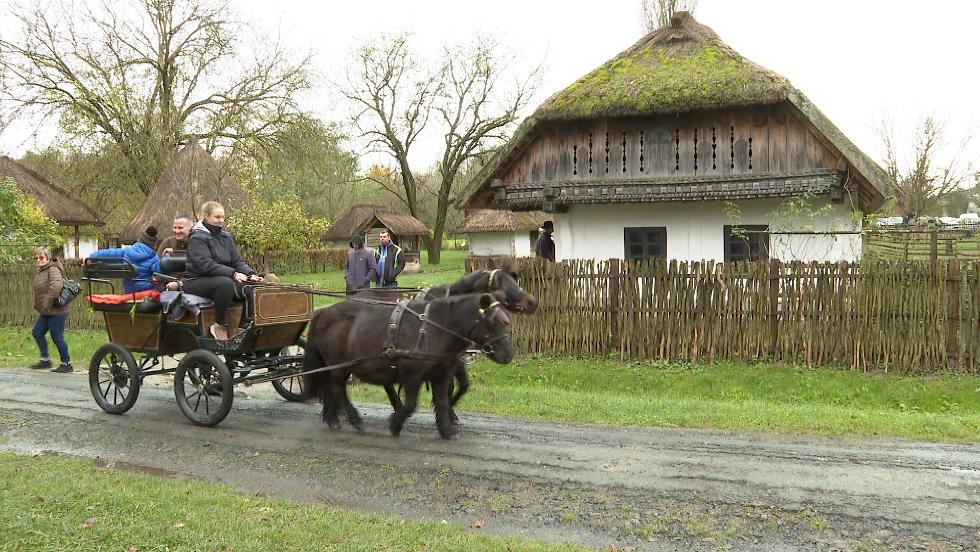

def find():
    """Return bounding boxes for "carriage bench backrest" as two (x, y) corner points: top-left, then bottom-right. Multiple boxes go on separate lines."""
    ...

(252, 285), (313, 326)
(83, 258), (138, 279)
(159, 256), (186, 275)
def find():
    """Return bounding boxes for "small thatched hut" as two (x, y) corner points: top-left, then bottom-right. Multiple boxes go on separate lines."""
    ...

(0, 156), (104, 258)
(121, 139), (251, 243)
(451, 209), (549, 265)
(461, 12), (889, 263)
(322, 204), (430, 272)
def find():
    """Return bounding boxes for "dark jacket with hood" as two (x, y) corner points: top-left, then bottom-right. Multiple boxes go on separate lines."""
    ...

(185, 220), (255, 279)
(374, 242), (405, 286)
(33, 259), (70, 316)
(344, 235), (377, 291)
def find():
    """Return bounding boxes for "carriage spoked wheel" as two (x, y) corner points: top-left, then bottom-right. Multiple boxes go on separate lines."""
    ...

(89, 342), (141, 415)
(271, 336), (307, 402)
(174, 349), (233, 427)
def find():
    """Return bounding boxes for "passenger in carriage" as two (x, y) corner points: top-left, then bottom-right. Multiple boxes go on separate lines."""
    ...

(87, 226), (161, 293)
(157, 214), (193, 257)
(182, 201), (263, 341)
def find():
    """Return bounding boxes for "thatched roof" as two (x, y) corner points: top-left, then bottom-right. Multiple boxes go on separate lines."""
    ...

(322, 204), (430, 241)
(460, 12), (888, 211)
(121, 140), (251, 242)
(0, 156), (102, 226)
(451, 210), (549, 234)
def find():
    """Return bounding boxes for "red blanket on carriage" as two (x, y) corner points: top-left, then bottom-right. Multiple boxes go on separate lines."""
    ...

(87, 290), (160, 304)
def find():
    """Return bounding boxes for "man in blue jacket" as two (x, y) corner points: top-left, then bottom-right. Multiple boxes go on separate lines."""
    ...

(88, 226), (161, 293)
(374, 229), (405, 288)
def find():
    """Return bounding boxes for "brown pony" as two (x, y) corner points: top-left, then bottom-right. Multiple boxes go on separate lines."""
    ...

(302, 292), (514, 439)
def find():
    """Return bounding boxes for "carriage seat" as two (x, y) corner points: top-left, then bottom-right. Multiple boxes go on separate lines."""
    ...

(159, 256), (186, 275)
(87, 290), (162, 313)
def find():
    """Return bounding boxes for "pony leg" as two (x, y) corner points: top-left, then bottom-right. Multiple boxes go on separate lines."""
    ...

(449, 361), (471, 425)
(383, 383), (405, 412)
(432, 376), (457, 439)
(389, 378), (421, 437)
(340, 375), (364, 432)
(322, 372), (343, 430)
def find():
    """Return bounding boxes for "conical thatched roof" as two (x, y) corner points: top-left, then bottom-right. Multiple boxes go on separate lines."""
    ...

(121, 140), (251, 242)
(539, 11), (792, 121)
(451, 209), (549, 234)
(0, 156), (102, 226)
(460, 12), (889, 210)
(322, 204), (430, 242)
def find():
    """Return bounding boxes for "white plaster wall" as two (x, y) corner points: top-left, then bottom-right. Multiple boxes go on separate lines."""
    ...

(469, 232), (515, 256)
(514, 231), (535, 257)
(554, 199), (862, 262)
(63, 236), (99, 259)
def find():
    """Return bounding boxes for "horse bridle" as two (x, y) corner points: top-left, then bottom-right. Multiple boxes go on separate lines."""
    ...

(403, 299), (511, 356)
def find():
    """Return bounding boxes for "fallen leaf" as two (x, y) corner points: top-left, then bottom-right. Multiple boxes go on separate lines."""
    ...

(173, 522), (185, 529)
(33, 496), (44, 502)
(82, 517), (99, 529)
(85, 505), (97, 511)
(126, 548), (138, 552)
(469, 520), (484, 529)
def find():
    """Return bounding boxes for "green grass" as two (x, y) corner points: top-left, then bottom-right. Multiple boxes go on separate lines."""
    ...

(0, 452), (588, 552)
(2, 326), (977, 442)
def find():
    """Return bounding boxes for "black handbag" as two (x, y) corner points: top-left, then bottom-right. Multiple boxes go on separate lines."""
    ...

(54, 276), (82, 307)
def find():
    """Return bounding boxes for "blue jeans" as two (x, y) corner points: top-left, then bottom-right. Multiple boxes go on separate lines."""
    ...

(32, 314), (70, 364)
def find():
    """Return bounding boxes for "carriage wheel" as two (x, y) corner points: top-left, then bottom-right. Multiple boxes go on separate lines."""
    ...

(174, 349), (233, 427)
(271, 336), (307, 402)
(89, 342), (141, 415)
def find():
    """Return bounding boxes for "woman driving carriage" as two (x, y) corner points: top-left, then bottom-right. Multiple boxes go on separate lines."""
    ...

(181, 201), (263, 341)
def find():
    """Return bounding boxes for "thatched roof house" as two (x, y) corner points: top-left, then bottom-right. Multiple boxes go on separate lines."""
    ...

(0, 156), (102, 226)
(121, 140), (251, 242)
(323, 204), (430, 271)
(459, 12), (889, 263)
(1, 155), (103, 258)
(452, 209), (549, 234)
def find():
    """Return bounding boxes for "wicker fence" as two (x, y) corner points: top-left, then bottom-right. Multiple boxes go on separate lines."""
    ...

(0, 262), (106, 330)
(505, 258), (979, 374)
(241, 248), (347, 274)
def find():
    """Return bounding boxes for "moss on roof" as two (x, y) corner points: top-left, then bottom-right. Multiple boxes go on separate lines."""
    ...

(537, 12), (792, 120)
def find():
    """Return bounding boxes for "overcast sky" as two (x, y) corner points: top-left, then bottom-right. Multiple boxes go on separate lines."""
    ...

(3, 0), (978, 179)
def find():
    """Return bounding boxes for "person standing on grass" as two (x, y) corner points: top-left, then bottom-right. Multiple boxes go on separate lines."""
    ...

(374, 229), (404, 288)
(344, 234), (377, 292)
(535, 220), (556, 262)
(30, 246), (73, 373)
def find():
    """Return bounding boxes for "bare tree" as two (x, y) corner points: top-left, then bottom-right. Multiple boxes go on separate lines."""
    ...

(0, 0), (311, 194)
(878, 116), (975, 220)
(344, 34), (540, 264)
(640, 0), (699, 33)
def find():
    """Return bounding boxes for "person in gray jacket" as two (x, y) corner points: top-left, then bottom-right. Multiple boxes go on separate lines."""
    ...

(344, 234), (377, 292)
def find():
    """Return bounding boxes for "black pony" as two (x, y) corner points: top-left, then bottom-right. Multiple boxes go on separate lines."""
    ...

(353, 266), (538, 421)
(302, 292), (514, 439)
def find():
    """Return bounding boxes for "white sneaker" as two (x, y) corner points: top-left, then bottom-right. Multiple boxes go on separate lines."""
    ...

(210, 324), (229, 341)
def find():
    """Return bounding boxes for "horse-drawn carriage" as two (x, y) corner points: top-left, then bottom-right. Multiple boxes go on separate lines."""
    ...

(83, 256), (312, 427)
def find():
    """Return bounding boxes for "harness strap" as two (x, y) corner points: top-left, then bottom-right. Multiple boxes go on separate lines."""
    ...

(383, 299), (409, 352)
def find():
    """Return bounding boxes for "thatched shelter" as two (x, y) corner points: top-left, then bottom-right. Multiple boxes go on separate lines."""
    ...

(0, 155), (103, 258)
(322, 204), (430, 272)
(460, 12), (889, 263)
(451, 209), (549, 268)
(121, 139), (251, 243)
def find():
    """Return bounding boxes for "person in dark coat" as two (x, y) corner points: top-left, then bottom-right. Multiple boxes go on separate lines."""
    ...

(344, 234), (377, 292)
(534, 220), (556, 262)
(182, 201), (263, 341)
(87, 226), (161, 293)
(30, 246), (73, 373)
(374, 229), (405, 288)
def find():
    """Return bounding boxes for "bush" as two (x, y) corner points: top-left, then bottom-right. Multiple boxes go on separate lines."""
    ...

(0, 177), (63, 262)
(226, 199), (330, 252)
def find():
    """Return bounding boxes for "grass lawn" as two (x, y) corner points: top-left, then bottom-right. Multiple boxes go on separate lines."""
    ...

(0, 452), (587, 552)
(2, 326), (977, 442)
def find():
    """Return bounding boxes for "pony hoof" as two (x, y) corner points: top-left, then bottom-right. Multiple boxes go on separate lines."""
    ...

(327, 421), (341, 430)
(353, 424), (366, 434)
(440, 430), (459, 440)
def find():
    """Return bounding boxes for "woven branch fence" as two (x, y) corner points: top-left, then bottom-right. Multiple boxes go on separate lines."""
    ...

(503, 258), (979, 375)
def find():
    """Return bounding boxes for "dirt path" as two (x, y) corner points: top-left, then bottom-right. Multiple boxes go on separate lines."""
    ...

(0, 368), (977, 551)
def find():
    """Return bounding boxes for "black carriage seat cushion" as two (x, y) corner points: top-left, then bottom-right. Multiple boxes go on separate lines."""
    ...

(83, 258), (138, 279)
(160, 256), (186, 275)
(90, 300), (163, 314)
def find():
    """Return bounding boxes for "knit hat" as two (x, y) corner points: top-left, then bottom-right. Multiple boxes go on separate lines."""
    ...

(138, 226), (158, 248)
(350, 234), (364, 248)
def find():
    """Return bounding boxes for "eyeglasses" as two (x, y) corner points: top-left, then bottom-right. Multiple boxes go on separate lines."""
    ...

(34, 256), (46, 260)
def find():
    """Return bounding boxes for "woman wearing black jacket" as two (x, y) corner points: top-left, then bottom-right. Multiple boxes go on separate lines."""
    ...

(182, 201), (263, 340)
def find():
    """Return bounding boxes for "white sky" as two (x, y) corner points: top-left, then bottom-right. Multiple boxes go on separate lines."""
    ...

(3, 0), (978, 177)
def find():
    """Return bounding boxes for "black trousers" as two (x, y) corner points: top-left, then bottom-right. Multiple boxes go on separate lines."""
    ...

(182, 276), (253, 326)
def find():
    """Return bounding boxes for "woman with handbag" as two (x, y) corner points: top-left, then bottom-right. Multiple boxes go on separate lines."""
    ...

(30, 246), (73, 373)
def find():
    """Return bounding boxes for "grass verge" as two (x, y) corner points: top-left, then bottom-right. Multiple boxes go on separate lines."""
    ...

(2, 327), (976, 442)
(0, 452), (587, 552)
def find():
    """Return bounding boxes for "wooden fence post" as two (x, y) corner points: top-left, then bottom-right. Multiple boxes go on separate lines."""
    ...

(946, 259), (961, 370)
(609, 258), (621, 356)
(930, 228), (939, 273)
(768, 258), (781, 357)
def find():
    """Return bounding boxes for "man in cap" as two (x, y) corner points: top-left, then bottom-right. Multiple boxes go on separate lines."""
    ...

(344, 234), (377, 292)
